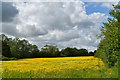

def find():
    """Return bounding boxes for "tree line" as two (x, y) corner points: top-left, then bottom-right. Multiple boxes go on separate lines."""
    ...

(0, 34), (96, 60)
(95, 4), (120, 67)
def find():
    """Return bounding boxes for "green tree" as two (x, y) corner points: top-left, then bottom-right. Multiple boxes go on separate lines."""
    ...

(2, 41), (11, 57)
(28, 44), (39, 57)
(40, 45), (59, 57)
(61, 47), (78, 56)
(10, 38), (39, 58)
(95, 3), (120, 67)
(78, 49), (89, 56)
(0, 34), (11, 57)
(61, 47), (89, 56)
(1, 34), (40, 58)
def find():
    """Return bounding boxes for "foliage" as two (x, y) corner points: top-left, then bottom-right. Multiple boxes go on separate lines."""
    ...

(2, 41), (11, 57)
(2, 56), (17, 61)
(61, 48), (91, 56)
(40, 45), (59, 57)
(78, 49), (89, 56)
(0, 34), (39, 59)
(95, 4), (120, 67)
(61, 47), (79, 56)
(1, 34), (96, 60)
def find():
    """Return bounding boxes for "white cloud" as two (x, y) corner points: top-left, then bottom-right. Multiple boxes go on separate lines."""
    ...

(81, 0), (119, 2)
(2, 0), (119, 2)
(101, 2), (118, 9)
(2, 1), (107, 51)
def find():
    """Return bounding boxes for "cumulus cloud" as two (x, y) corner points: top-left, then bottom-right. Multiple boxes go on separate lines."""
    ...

(2, 1), (107, 51)
(101, 2), (118, 9)
(81, 0), (119, 2)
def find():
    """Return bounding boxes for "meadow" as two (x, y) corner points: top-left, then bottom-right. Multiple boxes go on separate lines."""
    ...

(1, 56), (118, 78)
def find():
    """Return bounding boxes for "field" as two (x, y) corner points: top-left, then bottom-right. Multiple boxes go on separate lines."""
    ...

(1, 56), (118, 78)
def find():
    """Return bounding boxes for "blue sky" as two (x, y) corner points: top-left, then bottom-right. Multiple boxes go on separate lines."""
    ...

(85, 2), (111, 15)
(84, 2), (117, 26)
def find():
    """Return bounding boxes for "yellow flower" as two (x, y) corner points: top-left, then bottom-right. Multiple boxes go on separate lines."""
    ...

(1, 56), (105, 74)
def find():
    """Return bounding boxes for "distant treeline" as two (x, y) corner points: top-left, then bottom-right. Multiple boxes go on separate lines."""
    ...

(0, 34), (96, 60)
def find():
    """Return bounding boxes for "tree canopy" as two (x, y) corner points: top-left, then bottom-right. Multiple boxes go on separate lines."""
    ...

(95, 3), (120, 67)
(0, 34), (95, 60)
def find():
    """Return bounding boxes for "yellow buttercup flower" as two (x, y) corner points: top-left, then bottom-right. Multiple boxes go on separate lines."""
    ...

(1, 56), (109, 77)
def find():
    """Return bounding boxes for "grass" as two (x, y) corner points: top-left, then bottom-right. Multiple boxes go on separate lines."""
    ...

(1, 56), (118, 78)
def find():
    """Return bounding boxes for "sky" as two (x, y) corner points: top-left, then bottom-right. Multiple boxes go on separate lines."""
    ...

(1, 0), (119, 51)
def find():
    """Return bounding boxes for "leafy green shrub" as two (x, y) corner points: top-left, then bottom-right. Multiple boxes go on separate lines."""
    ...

(95, 3), (120, 67)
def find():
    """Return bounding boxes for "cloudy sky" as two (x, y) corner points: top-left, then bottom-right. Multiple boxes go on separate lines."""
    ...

(1, 0), (118, 51)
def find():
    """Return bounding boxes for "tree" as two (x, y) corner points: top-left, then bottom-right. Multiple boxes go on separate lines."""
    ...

(28, 44), (39, 58)
(95, 3), (120, 67)
(0, 34), (11, 57)
(1, 34), (40, 59)
(78, 49), (89, 56)
(61, 47), (78, 57)
(9, 38), (23, 58)
(10, 38), (39, 58)
(61, 47), (89, 56)
(2, 41), (11, 57)
(40, 45), (59, 57)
